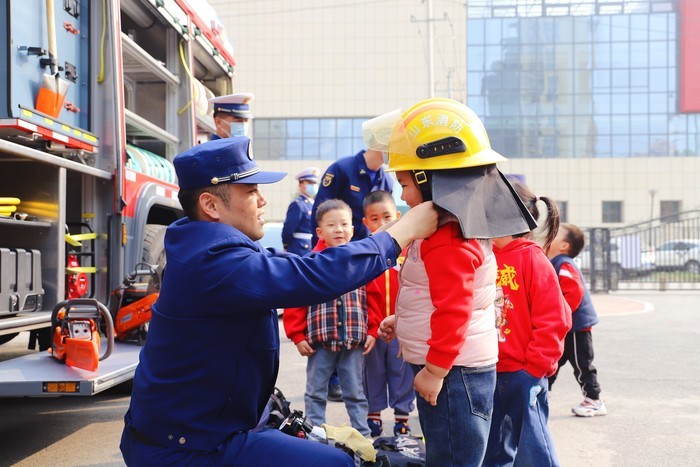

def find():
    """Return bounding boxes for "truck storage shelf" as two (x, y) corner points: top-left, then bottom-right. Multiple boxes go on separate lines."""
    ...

(121, 32), (181, 87)
(0, 217), (51, 228)
(0, 139), (112, 180)
(124, 109), (180, 145)
(0, 342), (141, 396)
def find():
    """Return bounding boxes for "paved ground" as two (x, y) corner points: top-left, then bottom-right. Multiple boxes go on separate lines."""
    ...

(1, 291), (699, 466)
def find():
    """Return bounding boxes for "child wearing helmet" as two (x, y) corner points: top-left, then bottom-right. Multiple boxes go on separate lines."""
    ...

(371, 98), (537, 466)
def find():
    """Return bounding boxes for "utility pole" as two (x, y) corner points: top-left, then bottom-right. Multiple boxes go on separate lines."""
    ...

(411, 0), (447, 98)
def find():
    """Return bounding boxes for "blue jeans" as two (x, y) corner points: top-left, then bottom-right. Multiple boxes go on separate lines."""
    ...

(305, 347), (370, 436)
(411, 363), (496, 467)
(364, 337), (415, 414)
(484, 370), (559, 467)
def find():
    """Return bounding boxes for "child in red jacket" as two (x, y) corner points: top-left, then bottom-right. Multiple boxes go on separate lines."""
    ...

(484, 181), (572, 467)
(361, 191), (416, 437)
(283, 199), (376, 437)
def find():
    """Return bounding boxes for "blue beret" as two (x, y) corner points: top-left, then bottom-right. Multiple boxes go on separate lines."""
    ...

(174, 137), (286, 190)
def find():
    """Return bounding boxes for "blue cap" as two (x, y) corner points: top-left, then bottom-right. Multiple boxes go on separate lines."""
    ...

(295, 167), (320, 183)
(208, 92), (254, 119)
(174, 137), (286, 190)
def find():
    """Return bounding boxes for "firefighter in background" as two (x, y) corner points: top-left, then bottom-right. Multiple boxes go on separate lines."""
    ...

(208, 92), (254, 140)
(282, 167), (320, 256)
(311, 148), (393, 245)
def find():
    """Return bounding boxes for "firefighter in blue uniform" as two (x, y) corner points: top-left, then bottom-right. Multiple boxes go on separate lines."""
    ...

(209, 92), (254, 140)
(119, 137), (438, 466)
(282, 167), (320, 255)
(311, 148), (393, 245)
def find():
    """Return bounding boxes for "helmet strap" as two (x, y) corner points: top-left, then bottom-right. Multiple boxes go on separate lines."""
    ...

(413, 170), (433, 202)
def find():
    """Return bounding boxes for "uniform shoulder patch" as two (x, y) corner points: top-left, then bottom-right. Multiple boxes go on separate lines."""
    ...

(322, 173), (334, 187)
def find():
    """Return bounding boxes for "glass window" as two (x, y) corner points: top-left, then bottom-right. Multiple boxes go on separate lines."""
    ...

(630, 133), (649, 155)
(503, 18), (519, 40)
(629, 42), (649, 68)
(593, 43), (612, 69)
(303, 119), (319, 138)
(320, 139), (336, 159)
(649, 135), (670, 156)
(611, 69), (629, 88)
(611, 93), (630, 114)
(611, 42), (630, 67)
(469, 71), (485, 96)
(319, 120), (336, 138)
(630, 93), (649, 114)
(649, 68), (668, 92)
(596, 134), (612, 156)
(649, 42), (668, 67)
(630, 114), (648, 133)
(612, 115), (630, 134)
(610, 15), (630, 41)
(557, 17), (574, 43)
(649, 93), (668, 113)
(484, 46), (503, 72)
(630, 14), (648, 41)
(336, 138), (354, 157)
(574, 17), (591, 42)
(593, 69), (611, 89)
(630, 69), (648, 89)
(648, 13), (669, 41)
(286, 119), (302, 136)
(468, 20), (484, 45)
(610, 134), (630, 157)
(303, 138), (319, 159)
(484, 18), (502, 44)
(270, 120), (286, 138)
(468, 47), (485, 70)
(352, 119), (366, 138)
(595, 114), (613, 134)
(253, 138), (269, 159)
(337, 119), (353, 138)
(593, 16), (611, 42)
(287, 138), (302, 158)
(269, 138), (286, 159)
(660, 200), (682, 222)
(253, 119), (269, 138)
(602, 201), (623, 223)
(649, 114), (668, 134)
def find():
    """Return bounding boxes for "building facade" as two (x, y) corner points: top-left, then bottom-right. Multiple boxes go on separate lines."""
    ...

(210, 0), (700, 227)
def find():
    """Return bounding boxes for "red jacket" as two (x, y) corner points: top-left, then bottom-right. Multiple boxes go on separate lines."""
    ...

(492, 238), (572, 377)
(366, 250), (404, 328)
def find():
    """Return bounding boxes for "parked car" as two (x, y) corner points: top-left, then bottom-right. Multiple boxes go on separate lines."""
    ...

(575, 237), (655, 280)
(654, 239), (700, 274)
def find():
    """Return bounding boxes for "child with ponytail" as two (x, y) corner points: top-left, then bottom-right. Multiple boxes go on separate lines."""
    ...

(484, 181), (572, 467)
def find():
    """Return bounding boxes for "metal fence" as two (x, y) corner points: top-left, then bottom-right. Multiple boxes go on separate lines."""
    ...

(581, 209), (700, 292)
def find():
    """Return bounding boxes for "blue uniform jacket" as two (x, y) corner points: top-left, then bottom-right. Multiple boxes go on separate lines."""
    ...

(282, 194), (314, 256)
(312, 151), (393, 244)
(551, 254), (600, 331)
(127, 217), (398, 453)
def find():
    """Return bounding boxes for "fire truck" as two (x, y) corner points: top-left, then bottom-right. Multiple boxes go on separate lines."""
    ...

(0, 0), (235, 396)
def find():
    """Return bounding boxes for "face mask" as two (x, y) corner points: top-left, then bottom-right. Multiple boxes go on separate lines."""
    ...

(305, 183), (318, 199)
(222, 120), (248, 138)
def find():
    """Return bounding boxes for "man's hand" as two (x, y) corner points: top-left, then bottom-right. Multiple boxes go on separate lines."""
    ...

(385, 201), (438, 249)
(414, 366), (446, 407)
(362, 335), (377, 355)
(295, 340), (315, 357)
(378, 315), (397, 342)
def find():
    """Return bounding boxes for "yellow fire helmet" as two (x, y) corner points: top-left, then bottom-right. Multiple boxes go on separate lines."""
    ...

(363, 99), (537, 238)
(362, 98), (506, 172)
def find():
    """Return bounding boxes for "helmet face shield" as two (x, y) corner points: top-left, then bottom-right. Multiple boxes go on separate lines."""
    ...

(362, 109), (413, 168)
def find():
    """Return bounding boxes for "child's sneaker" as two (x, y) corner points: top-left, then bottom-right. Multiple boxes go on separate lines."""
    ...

(393, 421), (411, 436)
(572, 397), (607, 417)
(367, 418), (383, 437)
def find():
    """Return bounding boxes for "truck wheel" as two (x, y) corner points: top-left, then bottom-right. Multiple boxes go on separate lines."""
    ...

(0, 333), (19, 346)
(142, 224), (167, 286)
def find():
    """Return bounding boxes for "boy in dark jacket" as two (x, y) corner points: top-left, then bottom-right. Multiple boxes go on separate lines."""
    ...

(546, 223), (607, 417)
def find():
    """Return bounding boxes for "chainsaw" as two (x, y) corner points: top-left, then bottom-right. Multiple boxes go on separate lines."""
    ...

(110, 263), (160, 345)
(50, 298), (114, 372)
